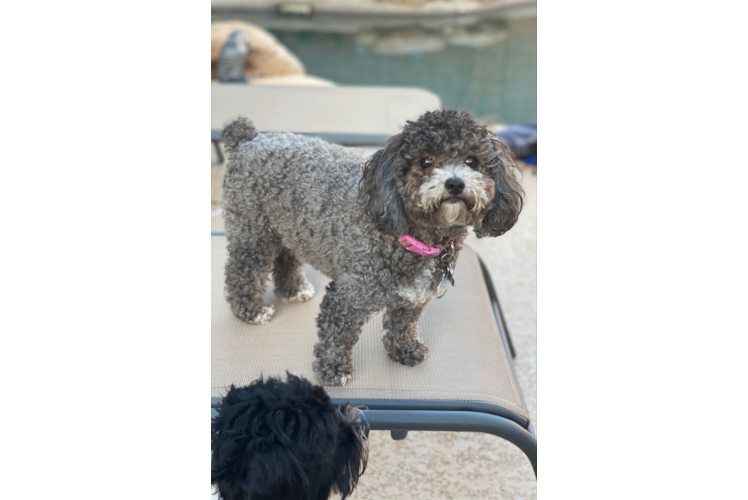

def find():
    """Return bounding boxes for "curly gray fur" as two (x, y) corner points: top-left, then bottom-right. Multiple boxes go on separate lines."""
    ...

(221, 117), (257, 153)
(221, 110), (523, 386)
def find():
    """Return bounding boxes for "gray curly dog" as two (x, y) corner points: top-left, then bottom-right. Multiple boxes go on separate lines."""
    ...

(221, 110), (524, 386)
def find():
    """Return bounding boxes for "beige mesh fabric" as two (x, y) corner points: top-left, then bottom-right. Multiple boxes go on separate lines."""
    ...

(212, 236), (527, 421)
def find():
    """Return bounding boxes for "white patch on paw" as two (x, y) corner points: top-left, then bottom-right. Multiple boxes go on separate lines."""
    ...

(286, 281), (315, 303)
(416, 338), (428, 359)
(249, 306), (275, 325)
(322, 373), (352, 387)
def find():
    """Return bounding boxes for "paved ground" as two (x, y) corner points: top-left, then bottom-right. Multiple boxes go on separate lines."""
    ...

(211, 149), (537, 499)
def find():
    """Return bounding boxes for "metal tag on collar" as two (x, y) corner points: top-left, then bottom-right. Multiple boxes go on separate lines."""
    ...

(436, 243), (455, 299)
(436, 262), (454, 299)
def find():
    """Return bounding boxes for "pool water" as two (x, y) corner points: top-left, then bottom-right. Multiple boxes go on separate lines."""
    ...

(214, 13), (536, 125)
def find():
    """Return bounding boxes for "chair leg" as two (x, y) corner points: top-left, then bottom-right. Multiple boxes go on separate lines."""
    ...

(390, 430), (408, 440)
(366, 409), (537, 477)
(212, 139), (225, 164)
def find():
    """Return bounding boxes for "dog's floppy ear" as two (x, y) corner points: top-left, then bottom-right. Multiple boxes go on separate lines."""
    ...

(359, 135), (409, 237)
(333, 405), (369, 500)
(474, 137), (525, 238)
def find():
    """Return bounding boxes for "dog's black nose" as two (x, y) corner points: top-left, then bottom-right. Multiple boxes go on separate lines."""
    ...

(445, 177), (465, 195)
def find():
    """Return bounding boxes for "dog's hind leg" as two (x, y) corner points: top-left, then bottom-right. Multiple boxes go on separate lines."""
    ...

(382, 303), (429, 366)
(224, 222), (279, 325)
(273, 248), (315, 303)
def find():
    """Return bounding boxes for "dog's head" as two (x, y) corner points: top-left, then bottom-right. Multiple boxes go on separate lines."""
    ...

(211, 374), (369, 500)
(360, 110), (524, 238)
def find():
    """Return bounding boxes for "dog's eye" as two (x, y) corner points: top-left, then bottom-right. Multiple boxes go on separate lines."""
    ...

(465, 157), (477, 167)
(420, 158), (434, 168)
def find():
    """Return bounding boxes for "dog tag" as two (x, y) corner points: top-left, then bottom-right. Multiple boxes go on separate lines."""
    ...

(445, 262), (455, 286)
(436, 262), (455, 299)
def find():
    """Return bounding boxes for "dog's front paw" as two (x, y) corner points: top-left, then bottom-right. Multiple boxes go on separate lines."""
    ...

(250, 306), (275, 325)
(326, 373), (352, 387)
(383, 337), (429, 366)
(313, 358), (353, 387)
(286, 280), (315, 303)
(232, 304), (275, 325)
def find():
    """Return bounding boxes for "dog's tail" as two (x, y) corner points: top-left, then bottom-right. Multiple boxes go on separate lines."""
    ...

(221, 117), (258, 153)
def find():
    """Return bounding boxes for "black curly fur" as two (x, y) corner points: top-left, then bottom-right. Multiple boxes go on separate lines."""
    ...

(359, 135), (409, 237)
(211, 374), (369, 500)
(473, 138), (524, 238)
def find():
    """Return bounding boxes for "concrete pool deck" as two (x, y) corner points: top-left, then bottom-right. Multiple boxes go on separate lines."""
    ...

(210, 147), (537, 498)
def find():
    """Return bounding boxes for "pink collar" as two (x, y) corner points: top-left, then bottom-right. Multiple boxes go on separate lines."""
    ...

(398, 235), (445, 257)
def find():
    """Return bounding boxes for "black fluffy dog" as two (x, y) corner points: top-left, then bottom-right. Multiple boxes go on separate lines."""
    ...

(211, 374), (369, 500)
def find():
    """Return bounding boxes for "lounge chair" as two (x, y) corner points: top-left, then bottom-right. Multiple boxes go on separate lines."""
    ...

(210, 233), (537, 477)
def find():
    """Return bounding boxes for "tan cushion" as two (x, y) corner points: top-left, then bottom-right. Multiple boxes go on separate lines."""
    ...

(211, 83), (443, 136)
(211, 235), (527, 422)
